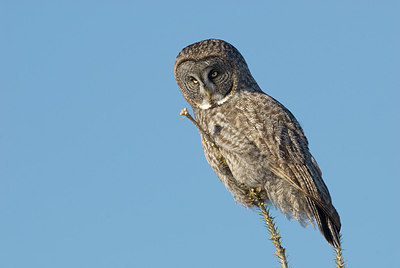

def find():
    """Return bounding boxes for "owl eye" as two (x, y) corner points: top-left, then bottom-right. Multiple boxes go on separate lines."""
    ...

(191, 78), (199, 84)
(210, 71), (218, 78)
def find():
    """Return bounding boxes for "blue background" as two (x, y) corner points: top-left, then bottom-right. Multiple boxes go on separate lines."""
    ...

(1, 1), (399, 267)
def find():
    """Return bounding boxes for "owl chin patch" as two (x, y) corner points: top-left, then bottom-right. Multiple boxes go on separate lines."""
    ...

(198, 93), (231, 110)
(198, 102), (211, 109)
(216, 94), (231, 106)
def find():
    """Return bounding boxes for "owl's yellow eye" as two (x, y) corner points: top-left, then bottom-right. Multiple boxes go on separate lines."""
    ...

(192, 79), (199, 84)
(210, 71), (218, 78)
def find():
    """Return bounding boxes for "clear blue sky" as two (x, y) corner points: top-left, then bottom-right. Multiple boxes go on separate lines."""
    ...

(1, 1), (399, 267)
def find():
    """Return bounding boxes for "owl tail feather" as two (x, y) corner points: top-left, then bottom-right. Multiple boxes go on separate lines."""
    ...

(315, 205), (341, 248)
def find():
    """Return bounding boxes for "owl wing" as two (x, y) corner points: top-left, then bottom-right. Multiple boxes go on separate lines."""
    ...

(241, 92), (341, 247)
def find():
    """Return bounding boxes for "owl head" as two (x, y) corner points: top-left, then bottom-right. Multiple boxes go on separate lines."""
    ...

(174, 39), (261, 109)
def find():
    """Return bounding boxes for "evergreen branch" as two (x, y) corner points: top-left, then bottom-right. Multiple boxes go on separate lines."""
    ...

(334, 238), (345, 268)
(180, 107), (346, 268)
(180, 107), (289, 268)
(247, 188), (289, 268)
(180, 108), (214, 145)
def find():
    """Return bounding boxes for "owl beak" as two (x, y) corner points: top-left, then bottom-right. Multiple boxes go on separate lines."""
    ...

(200, 83), (212, 99)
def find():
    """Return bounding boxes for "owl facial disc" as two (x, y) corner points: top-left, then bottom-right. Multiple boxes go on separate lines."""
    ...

(175, 57), (236, 109)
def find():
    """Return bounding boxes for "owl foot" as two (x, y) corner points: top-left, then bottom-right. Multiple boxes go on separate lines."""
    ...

(246, 186), (267, 207)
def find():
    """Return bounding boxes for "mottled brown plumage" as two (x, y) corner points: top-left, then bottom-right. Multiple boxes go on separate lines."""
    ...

(174, 39), (341, 247)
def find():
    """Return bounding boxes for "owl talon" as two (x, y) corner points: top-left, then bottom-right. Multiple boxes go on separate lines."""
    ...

(245, 187), (263, 207)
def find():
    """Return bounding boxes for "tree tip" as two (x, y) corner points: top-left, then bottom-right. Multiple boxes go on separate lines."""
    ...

(180, 108), (188, 116)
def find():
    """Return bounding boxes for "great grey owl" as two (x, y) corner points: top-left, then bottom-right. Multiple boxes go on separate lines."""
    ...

(174, 39), (341, 247)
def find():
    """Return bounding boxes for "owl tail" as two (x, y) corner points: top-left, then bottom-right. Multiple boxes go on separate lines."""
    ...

(315, 205), (341, 248)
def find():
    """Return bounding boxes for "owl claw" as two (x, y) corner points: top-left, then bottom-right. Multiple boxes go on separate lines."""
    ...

(245, 186), (268, 207)
(245, 187), (261, 207)
(255, 185), (263, 193)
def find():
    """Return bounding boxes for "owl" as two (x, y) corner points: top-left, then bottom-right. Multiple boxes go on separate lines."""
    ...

(174, 39), (341, 247)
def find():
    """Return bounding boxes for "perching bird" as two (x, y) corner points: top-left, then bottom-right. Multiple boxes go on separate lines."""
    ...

(174, 39), (341, 247)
